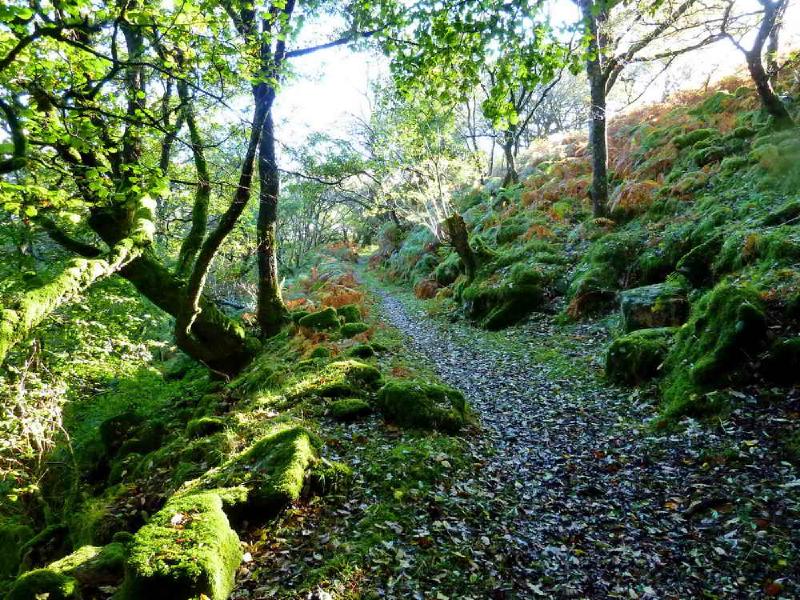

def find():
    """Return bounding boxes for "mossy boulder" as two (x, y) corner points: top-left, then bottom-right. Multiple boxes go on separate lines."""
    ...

(308, 345), (331, 359)
(340, 322), (370, 338)
(376, 380), (468, 432)
(676, 236), (723, 286)
(620, 282), (689, 332)
(199, 426), (318, 517)
(6, 569), (77, 600)
(290, 309), (310, 324)
(606, 328), (676, 384)
(462, 263), (546, 329)
(348, 343), (375, 359)
(186, 416), (226, 438)
(308, 459), (354, 495)
(662, 281), (767, 417)
(336, 304), (362, 324)
(673, 128), (716, 149)
(8, 543), (125, 599)
(329, 398), (371, 421)
(298, 307), (340, 331)
(289, 360), (382, 399)
(567, 230), (646, 317)
(433, 252), (462, 286)
(124, 492), (240, 600)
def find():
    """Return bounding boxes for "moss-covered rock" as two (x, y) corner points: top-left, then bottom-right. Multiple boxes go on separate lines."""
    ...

(340, 322), (370, 338)
(298, 307), (340, 331)
(186, 416), (225, 438)
(50, 543), (125, 587)
(308, 345), (331, 359)
(290, 309), (310, 324)
(606, 328), (676, 384)
(99, 411), (143, 456)
(567, 230), (646, 317)
(673, 128), (716, 149)
(124, 492), (240, 600)
(462, 263), (546, 329)
(662, 281), (767, 417)
(348, 343), (375, 359)
(620, 282), (689, 332)
(199, 426), (318, 516)
(676, 236), (723, 286)
(433, 252), (461, 286)
(308, 459), (354, 495)
(6, 569), (77, 600)
(335, 304), (362, 324)
(329, 398), (371, 421)
(8, 543), (125, 599)
(289, 360), (382, 399)
(376, 380), (468, 432)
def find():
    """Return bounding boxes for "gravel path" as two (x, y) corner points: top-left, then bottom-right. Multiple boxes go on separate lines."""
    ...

(373, 286), (800, 599)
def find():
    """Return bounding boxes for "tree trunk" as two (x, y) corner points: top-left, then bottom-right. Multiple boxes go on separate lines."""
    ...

(501, 130), (518, 187)
(122, 250), (253, 374)
(256, 108), (289, 337)
(580, 0), (610, 218)
(89, 205), (253, 374)
(444, 213), (477, 282)
(0, 243), (142, 366)
(747, 51), (792, 126)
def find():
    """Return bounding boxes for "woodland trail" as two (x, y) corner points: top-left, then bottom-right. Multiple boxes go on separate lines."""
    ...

(370, 284), (800, 599)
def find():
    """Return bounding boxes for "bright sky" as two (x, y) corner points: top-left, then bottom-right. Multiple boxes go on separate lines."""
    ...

(273, 0), (800, 153)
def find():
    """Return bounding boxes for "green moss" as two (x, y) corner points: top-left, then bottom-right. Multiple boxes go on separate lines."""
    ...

(433, 252), (461, 286)
(0, 522), (34, 578)
(620, 283), (688, 332)
(124, 491), (240, 600)
(186, 416), (225, 438)
(376, 380), (468, 432)
(348, 344), (375, 359)
(308, 459), (354, 495)
(606, 327), (676, 384)
(51, 543), (125, 584)
(290, 309), (310, 324)
(340, 322), (370, 338)
(308, 346), (331, 359)
(662, 281), (767, 418)
(6, 569), (77, 600)
(676, 235), (723, 286)
(462, 263), (547, 329)
(288, 360), (382, 399)
(199, 426), (318, 515)
(328, 398), (371, 421)
(298, 307), (340, 330)
(673, 128), (716, 149)
(567, 230), (646, 316)
(335, 304), (362, 324)
(7, 542), (125, 599)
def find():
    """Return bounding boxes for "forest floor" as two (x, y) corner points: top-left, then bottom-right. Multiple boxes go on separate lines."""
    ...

(365, 273), (800, 599)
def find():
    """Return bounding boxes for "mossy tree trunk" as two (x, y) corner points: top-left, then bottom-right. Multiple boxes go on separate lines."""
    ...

(0, 241), (143, 366)
(444, 213), (478, 282)
(743, 0), (793, 127)
(579, 0), (610, 219)
(256, 108), (289, 337)
(501, 128), (519, 187)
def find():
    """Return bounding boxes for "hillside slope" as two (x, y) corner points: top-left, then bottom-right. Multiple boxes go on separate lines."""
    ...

(375, 67), (800, 421)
